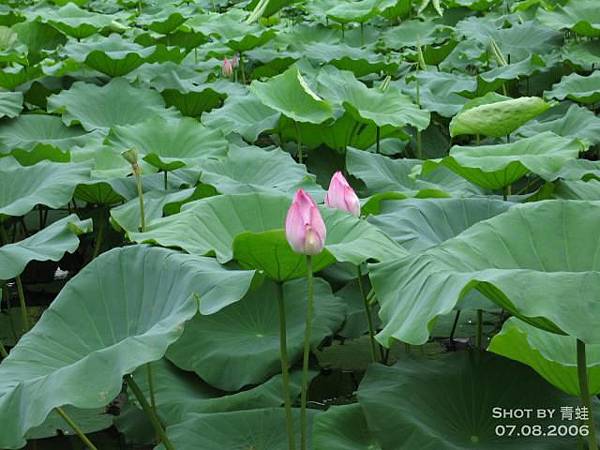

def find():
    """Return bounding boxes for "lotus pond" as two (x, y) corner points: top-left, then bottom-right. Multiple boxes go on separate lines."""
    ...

(0, 0), (599, 448)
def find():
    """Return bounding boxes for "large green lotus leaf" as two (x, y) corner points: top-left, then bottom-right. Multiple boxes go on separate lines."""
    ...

(382, 19), (451, 48)
(129, 192), (405, 265)
(157, 408), (319, 450)
(299, 41), (396, 78)
(424, 132), (584, 190)
(130, 359), (307, 426)
(249, 47), (298, 79)
(536, 0), (600, 37)
(439, 39), (487, 73)
(447, 0), (501, 10)
(478, 54), (547, 88)
(278, 112), (407, 154)
(552, 159), (600, 182)
(0, 214), (92, 280)
(517, 103), (600, 147)
(13, 20), (67, 64)
(326, 0), (384, 23)
(401, 71), (477, 118)
(317, 66), (430, 130)
(33, 3), (117, 38)
(0, 115), (104, 165)
(551, 179), (600, 201)
(0, 158), (90, 218)
(370, 200), (600, 346)
(452, 92), (515, 114)
(136, 5), (191, 34)
(128, 62), (244, 116)
(199, 145), (321, 196)
(449, 96), (551, 138)
(85, 166), (200, 203)
(545, 71), (600, 105)
(346, 147), (482, 197)
(161, 88), (225, 117)
(25, 406), (113, 440)
(0, 65), (42, 90)
(313, 404), (380, 450)
(233, 230), (336, 281)
(108, 116), (227, 171)
(0, 245), (254, 449)
(368, 198), (511, 253)
(489, 317), (600, 396)
(368, 198), (508, 312)
(110, 187), (211, 233)
(47, 77), (179, 132)
(457, 18), (561, 63)
(127, 61), (208, 90)
(273, 23), (338, 47)
(61, 34), (168, 77)
(357, 351), (587, 449)
(167, 277), (345, 390)
(562, 41), (600, 70)
(249, 66), (333, 124)
(202, 94), (280, 142)
(187, 9), (276, 52)
(0, 91), (21, 119)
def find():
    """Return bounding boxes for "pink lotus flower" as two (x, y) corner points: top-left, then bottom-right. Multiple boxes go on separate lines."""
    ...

(285, 189), (326, 255)
(222, 57), (234, 77)
(325, 171), (360, 217)
(231, 54), (240, 68)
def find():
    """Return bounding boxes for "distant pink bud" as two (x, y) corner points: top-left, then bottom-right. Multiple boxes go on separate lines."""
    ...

(285, 189), (326, 255)
(231, 54), (240, 68)
(325, 171), (361, 217)
(222, 58), (234, 77)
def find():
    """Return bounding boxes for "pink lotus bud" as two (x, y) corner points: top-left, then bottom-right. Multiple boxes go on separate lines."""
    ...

(325, 171), (361, 217)
(222, 58), (234, 77)
(231, 54), (240, 68)
(285, 189), (326, 255)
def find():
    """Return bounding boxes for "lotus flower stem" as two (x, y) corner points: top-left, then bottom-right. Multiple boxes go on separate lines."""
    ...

(135, 170), (146, 232)
(0, 225), (30, 333)
(276, 282), (296, 450)
(55, 406), (99, 450)
(376, 126), (380, 153)
(300, 255), (314, 450)
(476, 309), (483, 349)
(92, 211), (105, 260)
(360, 23), (364, 46)
(577, 339), (598, 450)
(449, 309), (461, 348)
(126, 374), (175, 450)
(503, 184), (511, 201)
(147, 363), (157, 412)
(294, 121), (303, 164)
(15, 277), (30, 333)
(415, 75), (423, 159)
(357, 265), (377, 363)
(239, 54), (247, 84)
(163, 171), (168, 191)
